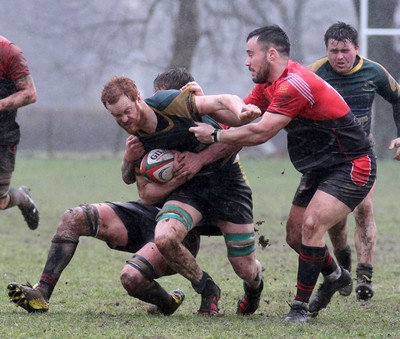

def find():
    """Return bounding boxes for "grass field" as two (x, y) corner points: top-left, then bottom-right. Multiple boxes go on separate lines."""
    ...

(0, 156), (399, 338)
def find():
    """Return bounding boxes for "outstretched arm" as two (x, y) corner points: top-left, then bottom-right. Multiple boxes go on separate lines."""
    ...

(190, 111), (291, 146)
(194, 94), (261, 126)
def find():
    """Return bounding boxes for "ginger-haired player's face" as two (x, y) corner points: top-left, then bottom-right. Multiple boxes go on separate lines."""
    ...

(326, 39), (358, 74)
(106, 94), (144, 135)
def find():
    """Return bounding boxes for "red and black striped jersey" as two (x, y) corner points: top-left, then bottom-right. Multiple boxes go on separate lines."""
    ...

(244, 60), (372, 172)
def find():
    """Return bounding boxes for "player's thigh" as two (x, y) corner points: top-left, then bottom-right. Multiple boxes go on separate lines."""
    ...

(155, 200), (203, 238)
(305, 189), (351, 237)
(92, 203), (129, 246)
(219, 221), (254, 234)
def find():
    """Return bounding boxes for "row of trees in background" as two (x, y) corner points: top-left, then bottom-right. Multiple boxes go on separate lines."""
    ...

(12, 0), (400, 158)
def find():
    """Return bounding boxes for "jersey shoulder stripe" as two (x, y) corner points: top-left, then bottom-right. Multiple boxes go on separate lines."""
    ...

(286, 72), (315, 106)
(307, 57), (328, 73)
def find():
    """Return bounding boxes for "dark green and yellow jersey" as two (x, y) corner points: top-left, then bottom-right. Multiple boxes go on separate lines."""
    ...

(138, 87), (236, 174)
(309, 56), (400, 136)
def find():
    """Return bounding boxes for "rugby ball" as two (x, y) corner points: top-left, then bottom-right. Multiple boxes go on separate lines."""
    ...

(140, 149), (175, 183)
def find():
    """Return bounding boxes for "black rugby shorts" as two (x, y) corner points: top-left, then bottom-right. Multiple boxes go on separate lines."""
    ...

(292, 154), (376, 211)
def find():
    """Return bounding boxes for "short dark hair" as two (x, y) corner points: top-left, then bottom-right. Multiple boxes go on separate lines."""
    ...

(246, 25), (290, 56)
(153, 67), (194, 92)
(324, 22), (358, 47)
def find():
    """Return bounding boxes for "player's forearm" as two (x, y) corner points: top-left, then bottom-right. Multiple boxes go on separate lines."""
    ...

(216, 111), (289, 146)
(210, 109), (244, 127)
(121, 158), (136, 184)
(0, 77), (37, 112)
(217, 124), (271, 146)
(0, 91), (35, 111)
(217, 95), (248, 122)
(138, 178), (183, 205)
(200, 143), (240, 166)
(196, 94), (244, 124)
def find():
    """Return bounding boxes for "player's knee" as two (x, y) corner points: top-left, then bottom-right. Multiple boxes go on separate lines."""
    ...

(154, 232), (177, 255)
(228, 255), (257, 281)
(302, 215), (319, 239)
(286, 233), (301, 253)
(57, 208), (84, 235)
(120, 265), (144, 296)
(155, 221), (185, 254)
(122, 255), (158, 296)
(58, 205), (99, 237)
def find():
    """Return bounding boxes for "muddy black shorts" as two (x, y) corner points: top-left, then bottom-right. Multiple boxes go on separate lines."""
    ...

(105, 201), (202, 256)
(292, 153), (376, 211)
(168, 162), (253, 225)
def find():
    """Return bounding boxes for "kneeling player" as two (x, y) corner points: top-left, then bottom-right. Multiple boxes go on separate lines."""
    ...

(7, 200), (213, 315)
(7, 67), (236, 315)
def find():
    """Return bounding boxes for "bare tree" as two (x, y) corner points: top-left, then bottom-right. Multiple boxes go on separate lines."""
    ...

(169, 0), (200, 69)
(29, 0), (314, 84)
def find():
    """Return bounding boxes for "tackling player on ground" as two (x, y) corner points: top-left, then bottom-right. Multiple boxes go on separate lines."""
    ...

(101, 74), (264, 317)
(6, 68), (238, 315)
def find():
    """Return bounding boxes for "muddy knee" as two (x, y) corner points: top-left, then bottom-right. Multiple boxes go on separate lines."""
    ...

(154, 233), (179, 257)
(154, 204), (193, 254)
(57, 204), (99, 238)
(121, 255), (158, 296)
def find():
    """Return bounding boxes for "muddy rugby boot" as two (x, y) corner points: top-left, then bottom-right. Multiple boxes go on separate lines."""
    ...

(197, 279), (221, 316)
(355, 263), (374, 301)
(237, 275), (264, 315)
(7, 282), (49, 313)
(147, 289), (185, 315)
(284, 301), (308, 323)
(17, 186), (39, 230)
(308, 267), (351, 317)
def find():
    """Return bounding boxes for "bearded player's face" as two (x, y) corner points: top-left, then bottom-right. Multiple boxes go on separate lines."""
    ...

(106, 95), (144, 135)
(245, 36), (271, 84)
